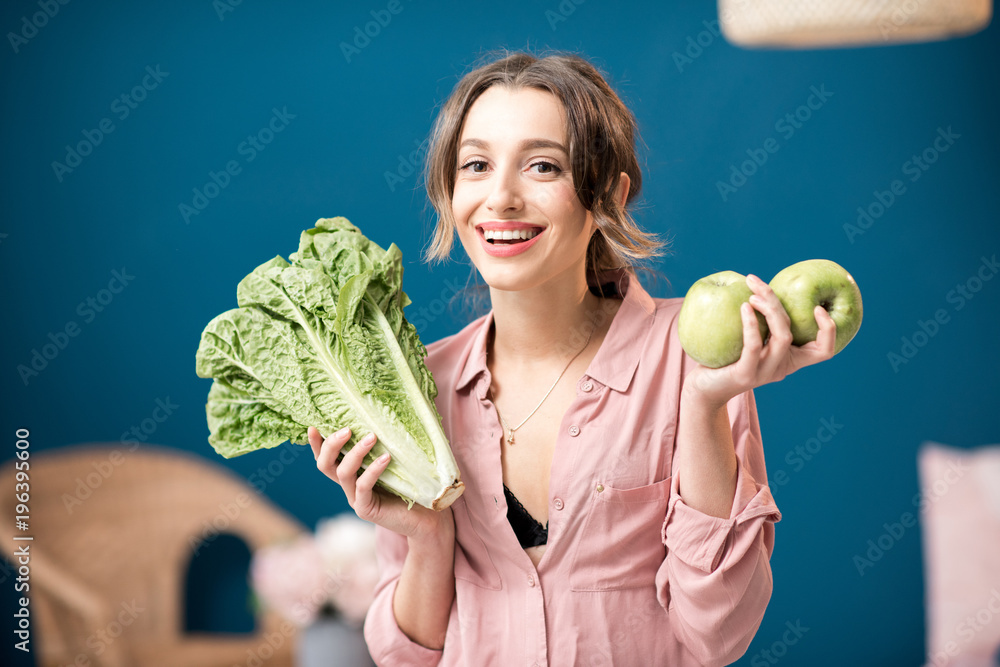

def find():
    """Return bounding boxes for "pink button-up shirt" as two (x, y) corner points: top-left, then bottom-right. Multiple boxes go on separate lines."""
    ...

(364, 272), (781, 666)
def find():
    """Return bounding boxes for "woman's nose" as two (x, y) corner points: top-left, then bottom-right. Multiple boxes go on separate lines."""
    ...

(485, 166), (523, 214)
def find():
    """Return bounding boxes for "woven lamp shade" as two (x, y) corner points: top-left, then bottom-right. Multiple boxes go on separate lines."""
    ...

(719, 0), (993, 48)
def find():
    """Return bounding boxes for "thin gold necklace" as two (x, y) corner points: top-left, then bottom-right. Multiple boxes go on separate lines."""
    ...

(490, 317), (597, 445)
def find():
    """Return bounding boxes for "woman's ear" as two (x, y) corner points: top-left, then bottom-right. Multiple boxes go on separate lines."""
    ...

(615, 172), (631, 208)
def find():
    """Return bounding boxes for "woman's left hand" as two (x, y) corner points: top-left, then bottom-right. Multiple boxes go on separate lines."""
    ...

(684, 273), (837, 408)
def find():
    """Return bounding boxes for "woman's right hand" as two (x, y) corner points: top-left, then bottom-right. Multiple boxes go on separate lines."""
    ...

(308, 426), (454, 543)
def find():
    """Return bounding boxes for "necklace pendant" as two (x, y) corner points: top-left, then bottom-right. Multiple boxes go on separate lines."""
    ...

(506, 431), (515, 445)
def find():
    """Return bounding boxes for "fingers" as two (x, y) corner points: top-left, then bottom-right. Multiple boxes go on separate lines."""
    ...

(774, 305), (838, 376)
(746, 274), (791, 348)
(703, 300), (763, 397)
(737, 301), (764, 367)
(308, 426), (325, 459)
(797, 305), (837, 365)
(746, 274), (794, 380)
(313, 426), (352, 484)
(336, 432), (378, 491)
(312, 427), (380, 508)
(353, 451), (392, 517)
(814, 306), (837, 355)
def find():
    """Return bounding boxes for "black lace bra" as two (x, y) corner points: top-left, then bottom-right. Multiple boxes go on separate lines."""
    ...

(503, 484), (548, 548)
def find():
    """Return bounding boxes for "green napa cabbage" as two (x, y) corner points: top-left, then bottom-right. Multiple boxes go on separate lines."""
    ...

(195, 217), (464, 510)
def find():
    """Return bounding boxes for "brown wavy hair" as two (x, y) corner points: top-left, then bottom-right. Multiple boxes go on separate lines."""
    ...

(422, 49), (666, 278)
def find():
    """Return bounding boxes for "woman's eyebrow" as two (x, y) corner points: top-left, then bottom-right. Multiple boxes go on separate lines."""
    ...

(459, 138), (569, 154)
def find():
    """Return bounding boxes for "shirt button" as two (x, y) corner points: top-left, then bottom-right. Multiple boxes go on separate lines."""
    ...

(527, 574), (536, 587)
(596, 484), (605, 493)
(553, 498), (564, 511)
(581, 380), (594, 392)
(568, 425), (580, 437)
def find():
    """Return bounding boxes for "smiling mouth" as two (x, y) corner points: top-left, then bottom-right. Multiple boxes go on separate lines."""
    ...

(481, 228), (543, 245)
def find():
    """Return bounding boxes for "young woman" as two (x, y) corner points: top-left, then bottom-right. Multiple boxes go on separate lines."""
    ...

(308, 51), (836, 666)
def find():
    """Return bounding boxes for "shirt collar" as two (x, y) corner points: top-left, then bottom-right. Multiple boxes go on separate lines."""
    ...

(453, 269), (657, 395)
(583, 270), (656, 392)
(454, 310), (495, 394)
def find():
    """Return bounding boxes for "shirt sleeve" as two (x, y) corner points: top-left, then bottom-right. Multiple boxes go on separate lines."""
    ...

(363, 526), (444, 667)
(655, 388), (782, 667)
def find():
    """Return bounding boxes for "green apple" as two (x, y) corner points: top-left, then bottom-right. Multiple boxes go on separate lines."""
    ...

(768, 259), (863, 354)
(678, 270), (769, 368)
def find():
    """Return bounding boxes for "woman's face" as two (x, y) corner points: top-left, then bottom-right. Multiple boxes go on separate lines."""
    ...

(451, 86), (596, 294)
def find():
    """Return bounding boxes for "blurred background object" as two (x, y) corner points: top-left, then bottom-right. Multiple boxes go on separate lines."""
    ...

(719, 0), (992, 48)
(919, 443), (1000, 667)
(0, 444), (305, 666)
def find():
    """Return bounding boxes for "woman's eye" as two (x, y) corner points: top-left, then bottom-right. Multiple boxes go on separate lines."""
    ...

(460, 160), (488, 173)
(530, 161), (561, 175)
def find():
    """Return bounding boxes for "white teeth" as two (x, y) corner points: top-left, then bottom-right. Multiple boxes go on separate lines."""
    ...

(483, 228), (540, 241)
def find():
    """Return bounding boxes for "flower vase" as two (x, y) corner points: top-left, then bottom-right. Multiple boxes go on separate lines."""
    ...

(296, 612), (374, 667)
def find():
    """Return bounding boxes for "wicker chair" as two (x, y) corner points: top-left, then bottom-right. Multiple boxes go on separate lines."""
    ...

(0, 443), (308, 667)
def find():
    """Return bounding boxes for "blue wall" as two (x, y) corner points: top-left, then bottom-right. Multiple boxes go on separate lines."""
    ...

(2, 1), (998, 665)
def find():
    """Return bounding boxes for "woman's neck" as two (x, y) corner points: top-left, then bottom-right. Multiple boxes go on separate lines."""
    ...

(487, 271), (600, 366)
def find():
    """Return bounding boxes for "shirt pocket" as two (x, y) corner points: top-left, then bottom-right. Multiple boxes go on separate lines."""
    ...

(569, 476), (672, 592)
(452, 495), (503, 591)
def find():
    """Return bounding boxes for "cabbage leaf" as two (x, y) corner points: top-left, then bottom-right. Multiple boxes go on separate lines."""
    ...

(195, 217), (464, 510)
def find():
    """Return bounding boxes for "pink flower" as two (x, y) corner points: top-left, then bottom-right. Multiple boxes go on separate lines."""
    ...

(250, 534), (327, 627)
(250, 515), (379, 628)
